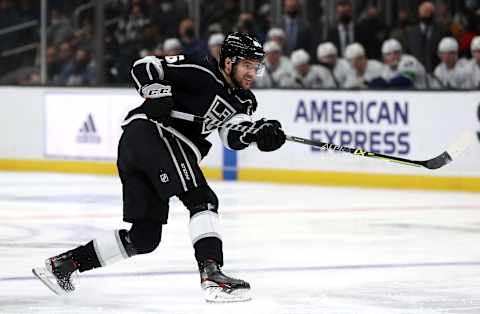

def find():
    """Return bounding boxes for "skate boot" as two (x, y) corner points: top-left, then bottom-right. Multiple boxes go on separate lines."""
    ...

(199, 259), (251, 303)
(32, 252), (79, 295)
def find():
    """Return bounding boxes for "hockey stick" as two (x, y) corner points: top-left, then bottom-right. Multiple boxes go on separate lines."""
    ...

(170, 110), (473, 170)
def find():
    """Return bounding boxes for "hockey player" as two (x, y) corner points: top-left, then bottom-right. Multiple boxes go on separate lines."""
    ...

(343, 43), (385, 89)
(381, 38), (428, 89)
(279, 49), (329, 88)
(433, 37), (473, 89)
(32, 32), (286, 303)
(469, 36), (480, 88)
(316, 42), (350, 88)
(254, 40), (291, 88)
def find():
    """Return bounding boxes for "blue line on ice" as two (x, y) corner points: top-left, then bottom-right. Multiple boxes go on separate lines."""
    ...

(2, 261), (480, 282)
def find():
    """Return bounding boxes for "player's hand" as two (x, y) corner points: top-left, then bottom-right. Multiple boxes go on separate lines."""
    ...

(254, 119), (286, 152)
(144, 97), (175, 126)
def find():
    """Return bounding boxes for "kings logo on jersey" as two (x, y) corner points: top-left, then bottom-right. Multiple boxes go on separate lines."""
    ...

(201, 95), (236, 134)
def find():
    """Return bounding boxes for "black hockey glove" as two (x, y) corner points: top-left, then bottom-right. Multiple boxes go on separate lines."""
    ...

(143, 96), (175, 126)
(254, 119), (286, 152)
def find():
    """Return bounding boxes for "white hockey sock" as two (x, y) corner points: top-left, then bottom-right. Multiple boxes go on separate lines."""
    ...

(92, 230), (130, 266)
(189, 211), (222, 244)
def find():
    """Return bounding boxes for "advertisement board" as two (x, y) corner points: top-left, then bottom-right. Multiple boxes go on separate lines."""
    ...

(241, 90), (480, 177)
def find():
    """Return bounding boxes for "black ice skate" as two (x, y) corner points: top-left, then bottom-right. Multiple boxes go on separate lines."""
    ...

(32, 252), (79, 295)
(199, 259), (251, 303)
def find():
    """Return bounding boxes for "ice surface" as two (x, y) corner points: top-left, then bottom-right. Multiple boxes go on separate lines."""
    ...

(0, 172), (479, 314)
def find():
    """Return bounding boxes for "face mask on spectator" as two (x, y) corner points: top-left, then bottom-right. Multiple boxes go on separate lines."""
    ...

(339, 14), (352, 24)
(399, 18), (409, 28)
(287, 9), (299, 18)
(185, 27), (195, 38)
(419, 16), (433, 25)
(242, 19), (255, 32)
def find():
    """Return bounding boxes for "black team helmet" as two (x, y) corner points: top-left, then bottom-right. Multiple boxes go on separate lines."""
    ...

(219, 32), (265, 71)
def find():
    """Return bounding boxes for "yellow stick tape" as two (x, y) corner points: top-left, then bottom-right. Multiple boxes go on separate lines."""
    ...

(238, 168), (480, 192)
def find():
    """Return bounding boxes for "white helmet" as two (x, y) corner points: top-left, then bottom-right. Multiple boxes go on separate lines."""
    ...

(267, 27), (285, 40)
(381, 38), (402, 55)
(208, 33), (225, 46)
(471, 36), (480, 53)
(344, 43), (365, 60)
(163, 38), (182, 52)
(290, 49), (310, 66)
(263, 40), (282, 54)
(317, 42), (338, 60)
(438, 37), (458, 54)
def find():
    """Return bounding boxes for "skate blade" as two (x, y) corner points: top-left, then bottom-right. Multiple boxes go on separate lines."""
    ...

(32, 267), (65, 296)
(204, 287), (252, 303)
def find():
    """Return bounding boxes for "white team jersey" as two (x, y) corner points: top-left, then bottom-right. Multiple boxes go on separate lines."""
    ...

(254, 56), (292, 88)
(332, 58), (350, 87)
(382, 54), (428, 88)
(343, 60), (385, 89)
(469, 59), (480, 89)
(279, 65), (328, 89)
(433, 59), (474, 89)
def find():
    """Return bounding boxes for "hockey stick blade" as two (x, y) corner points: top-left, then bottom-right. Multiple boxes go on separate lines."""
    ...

(423, 131), (474, 170)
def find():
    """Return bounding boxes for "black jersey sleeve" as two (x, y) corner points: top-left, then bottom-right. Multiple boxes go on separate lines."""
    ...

(130, 54), (216, 98)
(218, 90), (258, 150)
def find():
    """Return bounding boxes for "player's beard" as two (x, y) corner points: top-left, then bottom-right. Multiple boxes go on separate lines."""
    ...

(231, 65), (253, 90)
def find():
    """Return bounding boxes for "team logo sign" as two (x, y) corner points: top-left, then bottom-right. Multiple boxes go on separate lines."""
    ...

(201, 95), (236, 134)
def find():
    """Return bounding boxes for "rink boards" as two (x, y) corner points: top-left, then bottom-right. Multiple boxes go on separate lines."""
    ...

(0, 86), (478, 191)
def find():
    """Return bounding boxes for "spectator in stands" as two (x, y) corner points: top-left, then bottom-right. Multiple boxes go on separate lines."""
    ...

(433, 37), (473, 89)
(469, 36), (480, 88)
(405, 1), (450, 73)
(254, 41), (291, 88)
(56, 42), (74, 76)
(235, 12), (265, 43)
(207, 23), (223, 37)
(178, 18), (205, 56)
(148, 0), (183, 39)
(356, 3), (389, 60)
(279, 49), (327, 89)
(327, 0), (368, 58)
(316, 42), (350, 88)
(267, 28), (287, 52)
(390, 8), (413, 50)
(115, 2), (150, 47)
(46, 46), (61, 83)
(381, 38), (428, 89)
(163, 38), (183, 56)
(280, 0), (313, 55)
(48, 8), (73, 45)
(343, 43), (384, 89)
(57, 48), (95, 86)
(207, 33), (224, 61)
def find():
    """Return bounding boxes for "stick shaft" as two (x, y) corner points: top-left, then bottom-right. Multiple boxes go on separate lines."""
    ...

(170, 110), (447, 169)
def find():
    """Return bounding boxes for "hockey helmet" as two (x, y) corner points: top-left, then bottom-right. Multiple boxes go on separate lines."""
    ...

(317, 42), (338, 60)
(438, 37), (458, 54)
(381, 38), (402, 55)
(471, 36), (480, 53)
(220, 32), (265, 73)
(345, 43), (366, 60)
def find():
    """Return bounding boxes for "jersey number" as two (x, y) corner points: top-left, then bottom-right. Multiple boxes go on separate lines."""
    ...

(165, 55), (185, 64)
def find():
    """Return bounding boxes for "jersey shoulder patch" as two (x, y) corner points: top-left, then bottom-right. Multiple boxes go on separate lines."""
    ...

(231, 89), (257, 115)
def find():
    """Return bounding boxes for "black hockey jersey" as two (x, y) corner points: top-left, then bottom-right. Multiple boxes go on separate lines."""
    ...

(124, 54), (258, 158)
